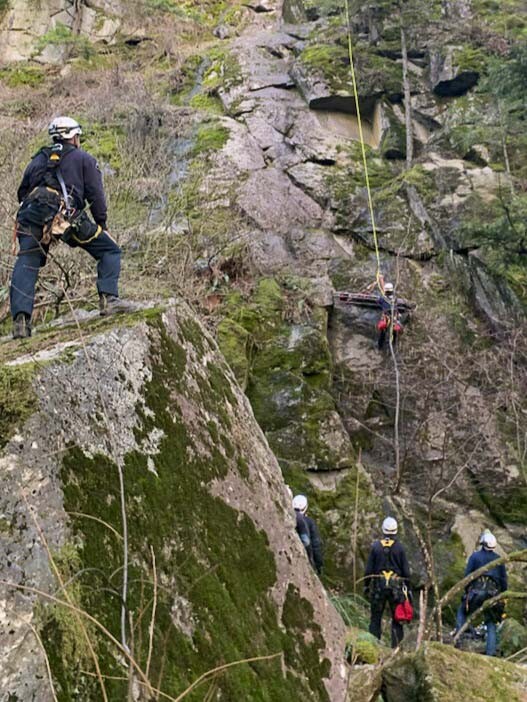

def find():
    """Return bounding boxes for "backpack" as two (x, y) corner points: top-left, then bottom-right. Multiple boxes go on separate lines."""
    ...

(466, 575), (500, 616)
(17, 143), (101, 245)
(17, 143), (75, 230)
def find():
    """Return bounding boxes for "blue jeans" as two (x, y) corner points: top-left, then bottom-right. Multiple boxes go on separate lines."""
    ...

(10, 225), (121, 318)
(456, 600), (497, 656)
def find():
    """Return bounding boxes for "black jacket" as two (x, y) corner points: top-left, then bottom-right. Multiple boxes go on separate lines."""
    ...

(304, 515), (323, 574)
(18, 145), (107, 229)
(364, 538), (410, 589)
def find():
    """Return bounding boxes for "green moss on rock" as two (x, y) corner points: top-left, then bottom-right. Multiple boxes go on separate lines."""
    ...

(499, 618), (527, 658)
(40, 315), (334, 700)
(384, 642), (527, 701)
(217, 317), (252, 389)
(345, 627), (385, 664)
(0, 364), (37, 447)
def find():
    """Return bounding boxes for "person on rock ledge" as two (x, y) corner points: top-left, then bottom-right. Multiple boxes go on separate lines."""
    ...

(364, 517), (411, 648)
(10, 116), (133, 339)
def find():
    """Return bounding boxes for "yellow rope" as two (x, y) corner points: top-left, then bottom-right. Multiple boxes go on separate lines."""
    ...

(343, 2), (402, 491)
(343, 0), (383, 292)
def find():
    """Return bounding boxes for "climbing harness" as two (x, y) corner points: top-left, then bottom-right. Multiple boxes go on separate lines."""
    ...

(15, 142), (102, 250)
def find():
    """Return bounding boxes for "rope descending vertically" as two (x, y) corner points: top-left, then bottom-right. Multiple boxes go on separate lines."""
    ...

(343, 0), (383, 291)
(343, 0), (403, 490)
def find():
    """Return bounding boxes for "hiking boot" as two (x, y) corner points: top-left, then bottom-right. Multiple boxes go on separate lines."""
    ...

(99, 293), (136, 316)
(12, 313), (31, 339)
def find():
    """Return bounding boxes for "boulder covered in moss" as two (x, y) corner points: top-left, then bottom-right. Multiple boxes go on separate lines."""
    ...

(0, 303), (348, 701)
(383, 642), (527, 702)
(500, 618), (527, 659)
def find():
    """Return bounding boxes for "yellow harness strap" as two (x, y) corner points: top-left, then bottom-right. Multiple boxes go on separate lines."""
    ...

(71, 224), (103, 245)
(382, 569), (395, 583)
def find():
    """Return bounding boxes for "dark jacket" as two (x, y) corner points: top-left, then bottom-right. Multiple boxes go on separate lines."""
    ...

(18, 145), (107, 229)
(377, 293), (398, 315)
(465, 548), (507, 592)
(304, 515), (323, 574)
(295, 511), (313, 563)
(364, 537), (410, 590)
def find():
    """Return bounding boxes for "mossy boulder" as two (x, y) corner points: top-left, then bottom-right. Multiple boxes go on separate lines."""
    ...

(0, 303), (348, 701)
(383, 642), (527, 702)
(345, 627), (387, 664)
(499, 618), (527, 658)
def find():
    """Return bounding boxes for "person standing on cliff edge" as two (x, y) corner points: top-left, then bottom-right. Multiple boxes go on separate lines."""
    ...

(10, 116), (133, 339)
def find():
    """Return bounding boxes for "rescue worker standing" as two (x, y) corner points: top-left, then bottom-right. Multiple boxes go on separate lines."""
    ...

(455, 531), (507, 656)
(293, 494), (323, 574)
(10, 116), (130, 339)
(364, 517), (410, 648)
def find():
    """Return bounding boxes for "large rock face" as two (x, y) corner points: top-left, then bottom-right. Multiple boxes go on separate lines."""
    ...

(0, 305), (347, 701)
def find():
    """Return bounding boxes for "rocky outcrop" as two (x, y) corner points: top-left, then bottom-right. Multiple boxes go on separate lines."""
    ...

(0, 0), (121, 63)
(383, 643), (527, 701)
(430, 46), (480, 97)
(0, 305), (347, 701)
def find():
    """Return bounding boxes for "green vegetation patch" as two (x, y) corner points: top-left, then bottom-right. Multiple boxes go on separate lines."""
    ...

(0, 64), (46, 88)
(202, 47), (243, 93)
(192, 121), (230, 155)
(299, 39), (403, 97)
(220, 279), (352, 471)
(472, 0), (527, 38)
(0, 364), (37, 447)
(35, 22), (95, 59)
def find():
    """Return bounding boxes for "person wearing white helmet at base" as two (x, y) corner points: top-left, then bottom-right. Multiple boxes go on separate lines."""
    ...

(292, 494), (323, 574)
(364, 516), (411, 648)
(455, 530), (507, 656)
(10, 116), (132, 338)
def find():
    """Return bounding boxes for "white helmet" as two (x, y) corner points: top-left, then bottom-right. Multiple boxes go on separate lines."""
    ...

(479, 528), (491, 545)
(292, 494), (308, 514)
(384, 282), (394, 295)
(481, 531), (497, 550)
(48, 116), (82, 141)
(382, 517), (398, 535)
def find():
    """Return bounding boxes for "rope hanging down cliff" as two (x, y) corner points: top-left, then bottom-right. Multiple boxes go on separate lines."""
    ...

(342, 0), (403, 490)
(343, 0), (382, 292)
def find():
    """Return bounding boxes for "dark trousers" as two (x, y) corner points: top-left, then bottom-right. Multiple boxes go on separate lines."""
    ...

(10, 225), (121, 318)
(369, 586), (404, 648)
(378, 328), (398, 350)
